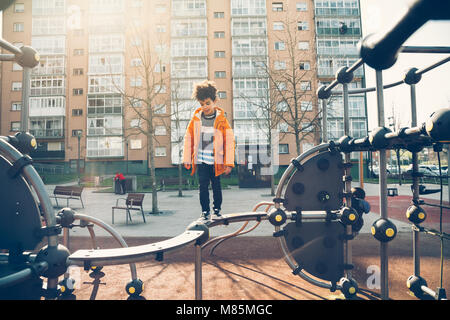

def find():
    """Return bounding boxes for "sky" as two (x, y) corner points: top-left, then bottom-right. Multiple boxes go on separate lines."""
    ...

(1, 0), (449, 132)
(359, 0), (450, 131)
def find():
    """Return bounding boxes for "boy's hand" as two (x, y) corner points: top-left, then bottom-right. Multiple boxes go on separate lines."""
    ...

(224, 166), (232, 175)
(184, 163), (191, 170)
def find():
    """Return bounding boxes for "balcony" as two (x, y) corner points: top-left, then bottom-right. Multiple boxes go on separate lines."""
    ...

(29, 129), (64, 139)
(30, 150), (65, 160)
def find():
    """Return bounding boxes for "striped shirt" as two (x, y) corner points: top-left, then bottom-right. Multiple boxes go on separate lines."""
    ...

(197, 111), (216, 165)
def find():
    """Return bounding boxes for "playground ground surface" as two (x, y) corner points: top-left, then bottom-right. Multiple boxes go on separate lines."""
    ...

(34, 182), (449, 302)
(62, 231), (449, 301)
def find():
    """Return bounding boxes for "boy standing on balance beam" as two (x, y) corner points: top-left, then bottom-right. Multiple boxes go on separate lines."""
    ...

(183, 80), (235, 220)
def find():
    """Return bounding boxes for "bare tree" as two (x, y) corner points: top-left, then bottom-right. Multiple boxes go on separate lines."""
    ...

(236, 80), (283, 196)
(112, 28), (171, 214)
(169, 79), (196, 197)
(264, 17), (321, 155)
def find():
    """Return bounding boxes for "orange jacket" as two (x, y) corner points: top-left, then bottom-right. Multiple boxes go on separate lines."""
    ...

(183, 106), (235, 177)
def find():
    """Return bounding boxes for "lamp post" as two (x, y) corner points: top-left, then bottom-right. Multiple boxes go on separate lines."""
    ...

(126, 139), (129, 174)
(77, 131), (82, 186)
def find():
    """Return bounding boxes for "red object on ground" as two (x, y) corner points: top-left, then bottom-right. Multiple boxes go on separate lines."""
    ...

(115, 173), (125, 181)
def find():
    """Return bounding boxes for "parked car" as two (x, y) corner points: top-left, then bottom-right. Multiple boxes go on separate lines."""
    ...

(404, 165), (439, 177)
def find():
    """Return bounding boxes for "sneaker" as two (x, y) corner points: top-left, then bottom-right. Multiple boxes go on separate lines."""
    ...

(201, 211), (210, 220)
(213, 209), (222, 218)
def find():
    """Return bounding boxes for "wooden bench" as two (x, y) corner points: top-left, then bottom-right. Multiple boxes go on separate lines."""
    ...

(112, 193), (146, 225)
(52, 186), (84, 208)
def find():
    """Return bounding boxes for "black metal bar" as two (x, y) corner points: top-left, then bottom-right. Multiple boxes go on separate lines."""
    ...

(401, 46), (450, 54)
(359, 0), (450, 70)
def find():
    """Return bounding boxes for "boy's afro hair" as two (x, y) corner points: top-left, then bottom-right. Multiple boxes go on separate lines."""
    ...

(192, 80), (217, 101)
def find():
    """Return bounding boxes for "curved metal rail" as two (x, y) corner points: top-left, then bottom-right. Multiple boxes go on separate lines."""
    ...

(67, 230), (205, 267)
(202, 202), (274, 255)
(64, 214), (139, 279)
(0, 138), (60, 291)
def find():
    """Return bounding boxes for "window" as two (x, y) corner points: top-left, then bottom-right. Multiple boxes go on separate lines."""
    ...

(215, 51), (225, 58)
(277, 82), (287, 91)
(214, 12), (224, 18)
(132, 0), (144, 8)
(33, 55), (65, 75)
(297, 21), (309, 31)
(155, 126), (166, 136)
(89, 34), (124, 53)
(73, 88), (84, 96)
(155, 5), (166, 13)
(296, 2), (307, 11)
(273, 22), (284, 31)
(298, 41), (309, 50)
(218, 91), (227, 99)
(72, 109), (83, 116)
(172, 19), (207, 37)
(171, 38), (207, 57)
(74, 49), (84, 56)
(32, 16), (66, 35)
(88, 95), (123, 115)
(274, 41), (285, 50)
(154, 104), (166, 114)
(272, 2), (283, 11)
(215, 71), (226, 78)
(156, 24), (166, 33)
(89, 75), (123, 94)
(31, 76), (65, 95)
(154, 63), (166, 73)
(214, 31), (225, 38)
(130, 139), (142, 150)
(11, 122), (21, 132)
(12, 82), (22, 91)
(32, 36), (65, 55)
(276, 101), (288, 112)
(131, 58), (143, 67)
(13, 23), (24, 32)
(15, 3), (25, 12)
(155, 85), (166, 94)
(72, 129), (83, 137)
(13, 63), (23, 71)
(130, 98), (142, 108)
(130, 77), (142, 87)
(155, 147), (166, 157)
(278, 122), (289, 133)
(300, 81), (311, 91)
(73, 68), (84, 76)
(302, 122), (314, 132)
(32, 0), (66, 15)
(302, 142), (314, 152)
(131, 37), (142, 47)
(11, 102), (22, 111)
(301, 101), (312, 111)
(274, 61), (286, 70)
(279, 144), (289, 154)
(130, 118), (141, 128)
(89, 55), (124, 74)
(299, 61), (310, 70)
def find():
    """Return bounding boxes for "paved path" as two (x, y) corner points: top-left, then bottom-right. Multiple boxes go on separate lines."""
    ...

(44, 181), (449, 239)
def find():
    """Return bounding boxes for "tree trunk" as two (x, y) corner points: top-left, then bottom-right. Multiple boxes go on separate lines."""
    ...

(178, 162), (183, 197)
(148, 133), (158, 214)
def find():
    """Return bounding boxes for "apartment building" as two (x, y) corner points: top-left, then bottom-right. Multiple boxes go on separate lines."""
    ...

(313, 0), (368, 141)
(1, 0), (366, 175)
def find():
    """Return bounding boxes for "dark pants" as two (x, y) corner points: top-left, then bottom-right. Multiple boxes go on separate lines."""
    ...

(120, 180), (126, 194)
(197, 164), (222, 213)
